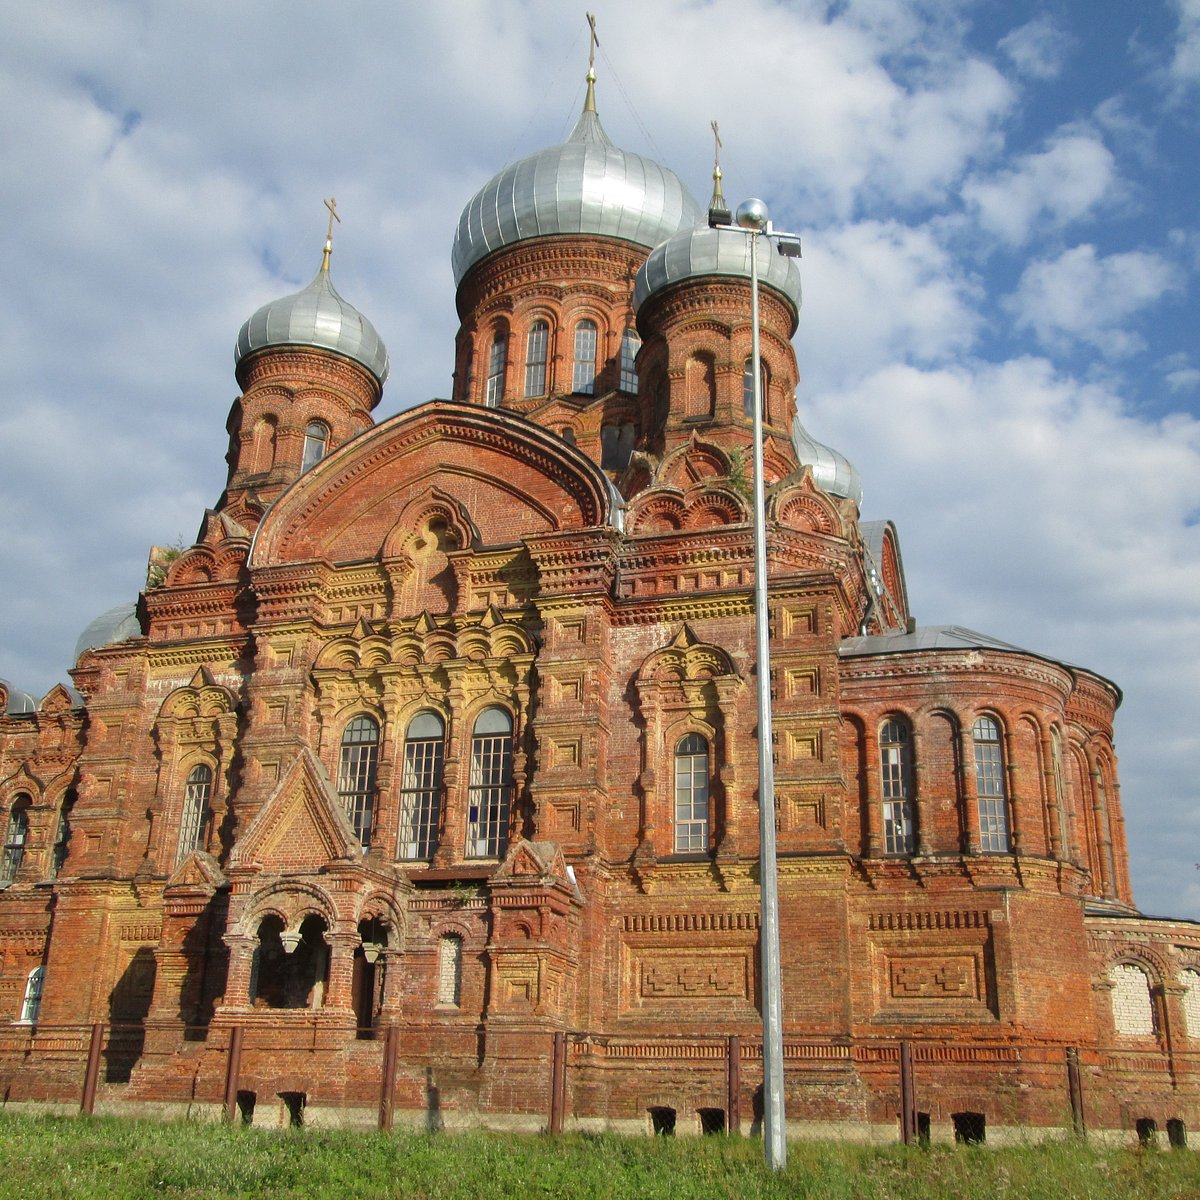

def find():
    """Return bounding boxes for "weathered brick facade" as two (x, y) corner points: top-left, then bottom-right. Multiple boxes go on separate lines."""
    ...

(1, 78), (1197, 1142)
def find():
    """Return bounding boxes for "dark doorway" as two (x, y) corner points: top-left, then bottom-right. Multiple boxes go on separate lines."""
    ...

(649, 1106), (676, 1136)
(952, 1111), (986, 1145)
(698, 1107), (725, 1135)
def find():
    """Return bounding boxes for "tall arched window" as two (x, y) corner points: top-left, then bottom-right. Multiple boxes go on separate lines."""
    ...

(524, 320), (549, 397)
(466, 707), (512, 858)
(1181, 969), (1200, 1039)
(19, 965), (44, 1024)
(572, 320), (598, 395)
(438, 934), (463, 1007)
(176, 763), (213, 865)
(618, 327), (640, 393)
(51, 794), (74, 878)
(1050, 727), (1070, 855)
(339, 715), (381, 847)
(1, 798), (30, 885)
(674, 733), (710, 853)
(742, 358), (768, 418)
(973, 716), (1010, 852)
(398, 711), (445, 860)
(485, 329), (508, 407)
(1109, 962), (1156, 1036)
(302, 421), (329, 472)
(880, 718), (915, 854)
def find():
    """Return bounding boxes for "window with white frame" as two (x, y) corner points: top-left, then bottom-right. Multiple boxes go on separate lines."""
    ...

(338, 715), (380, 847)
(398, 711), (444, 860)
(437, 934), (463, 1006)
(1, 799), (29, 885)
(301, 421), (329, 472)
(466, 707), (513, 858)
(19, 965), (44, 1024)
(972, 716), (1010, 852)
(742, 357), (768, 418)
(674, 733), (710, 853)
(176, 763), (213, 865)
(880, 718), (915, 854)
(618, 327), (640, 393)
(485, 329), (508, 407)
(524, 320), (549, 397)
(1109, 962), (1156, 1036)
(572, 320), (598, 395)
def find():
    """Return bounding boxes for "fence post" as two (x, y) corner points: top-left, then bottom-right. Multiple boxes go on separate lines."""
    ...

(379, 1025), (400, 1132)
(222, 1026), (244, 1123)
(80, 1023), (104, 1115)
(899, 1041), (917, 1145)
(727, 1035), (741, 1134)
(549, 1031), (566, 1134)
(1066, 1046), (1086, 1136)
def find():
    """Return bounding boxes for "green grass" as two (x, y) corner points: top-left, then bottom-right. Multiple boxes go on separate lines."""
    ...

(0, 1114), (1197, 1199)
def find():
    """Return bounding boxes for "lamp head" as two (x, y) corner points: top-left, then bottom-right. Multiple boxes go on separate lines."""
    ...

(735, 198), (769, 232)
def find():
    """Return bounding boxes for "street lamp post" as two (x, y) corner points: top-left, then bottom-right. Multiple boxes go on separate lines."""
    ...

(711, 197), (801, 1171)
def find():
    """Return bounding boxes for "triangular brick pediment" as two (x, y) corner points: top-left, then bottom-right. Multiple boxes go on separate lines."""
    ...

(188, 666), (217, 690)
(39, 684), (77, 714)
(230, 749), (358, 873)
(352, 616), (377, 641)
(495, 839), (570, 885)
(165, 850), (226, 893)
(669, 624), (699, 649)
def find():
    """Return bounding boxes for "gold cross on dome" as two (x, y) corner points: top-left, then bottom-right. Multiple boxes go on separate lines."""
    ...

(587, 12), (599, 69)
(321, 196), (340, 270)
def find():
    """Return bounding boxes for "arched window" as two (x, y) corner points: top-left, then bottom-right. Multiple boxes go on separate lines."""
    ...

(1, 798), (30, 885)
(972, 716), (1010, 852)
(1050, 727), (1070, 854)
(572, 320), (598, 395)
(1181, 969), (1200, 1039)
(880, 718), (915, 854)
(674, 733), (710, 853)
(685, 353), (716, 419)
(524, 320), (549, 397)
(338, 715), (380, 847)
(1109, 962), (1156, 1036)
(398, 711), (445, 860)
(438, 934), (463, 1007)
(485, 329), (508, 407)
(51, 794), (74, 878)
(176, 763), (213, 865)
(619, 327), (640, 393)
(302, 421), (329, 472)
(19, 965), (44, 1024)
(742, 358), (768, 418)
(466, 707), (512, 858)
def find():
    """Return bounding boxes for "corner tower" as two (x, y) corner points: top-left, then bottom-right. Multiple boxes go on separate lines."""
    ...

(219, 208), (389, 527)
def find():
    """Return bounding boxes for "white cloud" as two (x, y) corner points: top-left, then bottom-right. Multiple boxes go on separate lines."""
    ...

(1170, 0), (1200, 86)
(999, 15), (1075, 80)
(1006, 244), (1183, 356)
(961, 129), (1119, 245)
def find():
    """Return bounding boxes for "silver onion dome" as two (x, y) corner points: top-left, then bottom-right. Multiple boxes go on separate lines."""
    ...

(792, 414), (863, 507)
(633, 224), (803, 320)
(235, 262), (389, 386)
(74, 601), (141, 663)
(451, 91), (702, 286)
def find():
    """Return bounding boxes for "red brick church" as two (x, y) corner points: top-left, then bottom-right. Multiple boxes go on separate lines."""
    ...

(1, 66), (1198, 1142)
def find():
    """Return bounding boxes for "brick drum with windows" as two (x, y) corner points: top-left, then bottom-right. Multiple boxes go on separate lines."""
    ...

(1, 66), (1198, 1143)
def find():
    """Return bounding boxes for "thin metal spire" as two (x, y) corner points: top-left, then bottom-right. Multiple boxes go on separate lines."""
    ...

(708, 120), (731, 226)
(584, 12), (599, 112)
(321, 196), (340, 271)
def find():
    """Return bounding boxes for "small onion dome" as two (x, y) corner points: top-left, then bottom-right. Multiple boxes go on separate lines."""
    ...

(633, 224), (803, 323)
(451, 101), (701, 286)
(1, 678), (37, 715)
(792, 414), (863, 507)
(74, 601), (141, 663)
(235, 263), (389, 386)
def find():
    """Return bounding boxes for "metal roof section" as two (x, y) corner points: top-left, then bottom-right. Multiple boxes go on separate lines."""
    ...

(633, 223), (803, 321)
(791, 414), (862, 506)
(74, 601), (141, 663)
(451, 90), (701, 286)
(859, 518), (909, 624)
(1, 679), (37, 715)
(235, 262), (390, 386)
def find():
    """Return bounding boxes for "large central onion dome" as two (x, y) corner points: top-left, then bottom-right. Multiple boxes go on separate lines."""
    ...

(235, 256), (389, 386)
(451, 73), (702, 285)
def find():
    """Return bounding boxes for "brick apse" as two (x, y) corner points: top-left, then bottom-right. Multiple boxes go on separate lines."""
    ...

(1, 68), (1198, 1142)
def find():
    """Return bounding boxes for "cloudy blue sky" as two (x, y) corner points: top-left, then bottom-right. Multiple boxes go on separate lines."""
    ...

(1, 1), (1197, 916)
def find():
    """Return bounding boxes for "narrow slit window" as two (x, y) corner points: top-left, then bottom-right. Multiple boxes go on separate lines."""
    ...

(880, 718), (915, 854)
(572, 320), (598, 395)
(972, 716), (1010, 852)
(466, 707), (513, 858)
(674, 733), (710, 853)
(177, 763), (213, 865)
(438, 934), (463, 1006)
(524, 320), (549, 397)
(398, 711), (445, 860)
(1, 800), (29, 885)
(485, 330), (508, 407)
(618, 327), (640, 393)
(19, 965), (44, 1024)
(339, 715), (380, 847)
